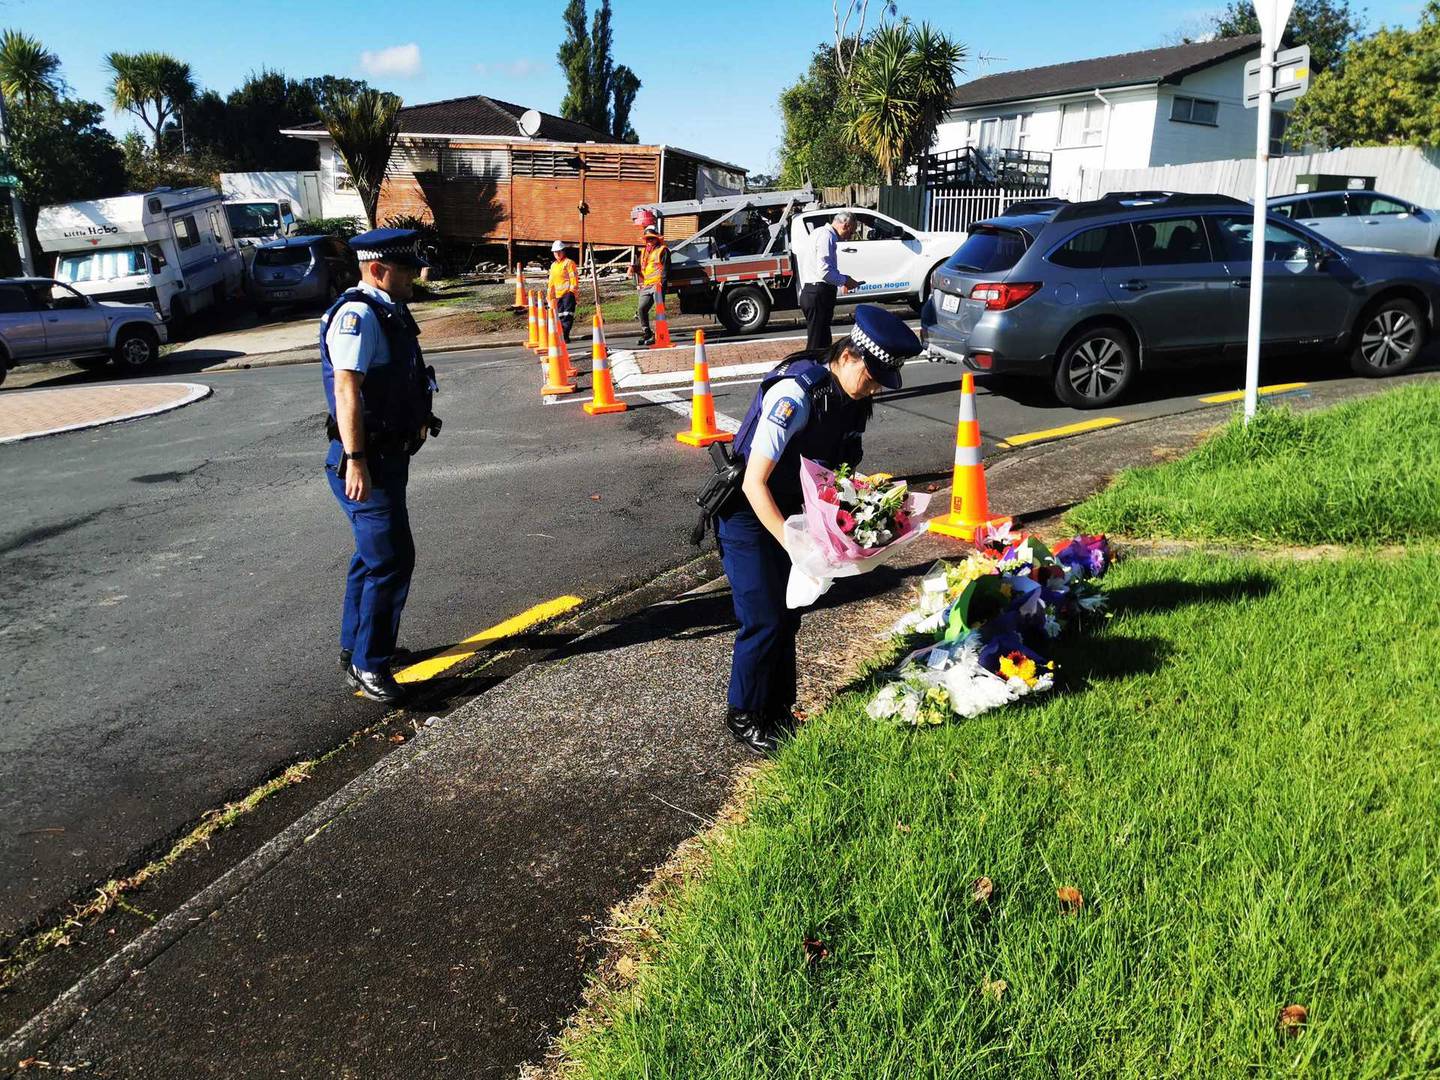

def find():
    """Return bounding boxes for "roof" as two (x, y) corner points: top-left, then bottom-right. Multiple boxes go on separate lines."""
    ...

(284, 93), (621, 144)
(950, 35), (1262, 110)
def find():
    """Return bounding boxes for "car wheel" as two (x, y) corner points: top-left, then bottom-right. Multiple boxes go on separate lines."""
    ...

(1053, 326), (1137, 408)
(0, 349), (8, 388)
(112, 325), (160, 373)
(717, 285), (771, 334)
(1350, 297), (1424, 377)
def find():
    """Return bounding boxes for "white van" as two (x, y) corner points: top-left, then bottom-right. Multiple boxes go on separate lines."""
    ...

(36, 187), (244, 322)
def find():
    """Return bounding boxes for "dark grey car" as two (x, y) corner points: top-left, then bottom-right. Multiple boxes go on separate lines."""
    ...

(246, 235), (359, 314)
(921, 192), (1440, 407)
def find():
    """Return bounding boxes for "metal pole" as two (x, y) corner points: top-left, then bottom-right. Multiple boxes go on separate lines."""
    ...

(0, 93), (37, 276)
(1243, 40), (1275, 423)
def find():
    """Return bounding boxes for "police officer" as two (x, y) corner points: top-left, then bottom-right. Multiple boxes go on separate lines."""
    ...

(548, 239), (579, 343)
(321, 228), (439, 704)
(717, 305), (921, 753)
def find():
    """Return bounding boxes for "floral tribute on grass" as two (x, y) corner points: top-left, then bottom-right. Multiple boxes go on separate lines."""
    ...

(868, 526), (1112, 726)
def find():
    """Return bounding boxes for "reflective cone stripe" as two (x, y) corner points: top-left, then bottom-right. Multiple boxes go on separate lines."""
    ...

(652, 296), (674, 349)
(553, 302), (578, 382)
(584, 315), (628, 415)
(541, 306), (576, 396)
(535, 292), (550, 356)
(676, 329), (732, 446)
(513, 264), (526, 308)
(929, 372), (1010, 543)
(525, 291), (539, 350)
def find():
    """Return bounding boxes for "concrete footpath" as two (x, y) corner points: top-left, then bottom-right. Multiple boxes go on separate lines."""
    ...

(1, 400), (1278, 1078)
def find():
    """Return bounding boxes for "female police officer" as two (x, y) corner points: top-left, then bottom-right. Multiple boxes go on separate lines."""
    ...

(717, 305), (922, 753)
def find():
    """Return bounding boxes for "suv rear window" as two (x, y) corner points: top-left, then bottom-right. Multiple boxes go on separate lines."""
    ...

(255, 246), (315, 267)
(1049, 225), (1139, 269)
(944, 226), (1028, 273)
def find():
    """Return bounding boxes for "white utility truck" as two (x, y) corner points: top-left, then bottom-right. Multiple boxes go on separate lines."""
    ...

(633, 187), (967, 334)
(36, 187), (243, 322)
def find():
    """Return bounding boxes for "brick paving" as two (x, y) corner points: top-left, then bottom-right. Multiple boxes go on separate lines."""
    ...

(0, 382), (211, 443)
(631, 334), (809, 375)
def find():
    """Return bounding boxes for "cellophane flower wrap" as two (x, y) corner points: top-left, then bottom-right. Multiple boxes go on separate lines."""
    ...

(868, 524), (1113, 726)
(782, 458), (932, 608)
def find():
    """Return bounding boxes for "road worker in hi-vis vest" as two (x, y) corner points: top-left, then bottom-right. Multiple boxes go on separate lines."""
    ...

(548, 240), (579, 343)
(632, 224), (670, 347)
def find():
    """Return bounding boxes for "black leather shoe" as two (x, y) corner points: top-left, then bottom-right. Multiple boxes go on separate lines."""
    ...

(636, 335), (655, 347)
(725, 708), (778, 755)
(341, 647), (412, 672)
(767, 707), (801, 736)
(348, 665), (408, 704)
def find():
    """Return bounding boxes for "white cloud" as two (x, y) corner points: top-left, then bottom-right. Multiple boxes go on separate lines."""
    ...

(473, 59), (539, 79)
(360, 43), (423, 79)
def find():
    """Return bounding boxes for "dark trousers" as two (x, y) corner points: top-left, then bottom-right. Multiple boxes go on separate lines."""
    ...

(799, 282), (838, 352)
(637, 288), (658, 337)
(717, 507), (801, 715)
(326, 444), (415, 673)
(556, 292), (577, 343)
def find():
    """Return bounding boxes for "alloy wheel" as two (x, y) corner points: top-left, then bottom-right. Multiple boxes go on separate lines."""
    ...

(1066, 336), (1127, 400)
(1359, 309), (1417, 370)
(121, 337), (153, 366)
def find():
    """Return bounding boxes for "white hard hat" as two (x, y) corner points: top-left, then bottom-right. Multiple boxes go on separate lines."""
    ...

(551, 240), (567, 253)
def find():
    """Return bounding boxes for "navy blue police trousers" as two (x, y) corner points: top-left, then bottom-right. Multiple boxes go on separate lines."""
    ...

(326, 444), (415, 673)
(717, 506), (801, 715)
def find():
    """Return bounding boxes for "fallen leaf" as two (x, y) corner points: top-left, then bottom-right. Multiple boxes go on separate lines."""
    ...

(925, 482), (939, 493)
(803, 938), (830, 965)
(590, 494), (602, 501)
(972, 876), (995, 905)
(1056, 885), (1084, 915)
(615, 955), (637, 980)
(388, 734), (407, 744)
(982, 978), (1008, 1001)
(1279, 1004), (1308, 1038)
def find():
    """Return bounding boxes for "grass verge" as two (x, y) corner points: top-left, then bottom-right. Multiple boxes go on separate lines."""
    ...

(1067, 382), (1440, 544)
(562, 549), (1440, 1078)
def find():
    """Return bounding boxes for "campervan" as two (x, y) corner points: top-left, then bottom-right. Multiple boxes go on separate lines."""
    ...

(36, 187), (244, 322)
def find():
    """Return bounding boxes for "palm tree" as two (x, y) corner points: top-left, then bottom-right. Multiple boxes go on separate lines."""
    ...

(0, 30), (62, 104)
(320, 89), (402, 229)
(847, 22), (965, 184)
(105, 51), (196, 149)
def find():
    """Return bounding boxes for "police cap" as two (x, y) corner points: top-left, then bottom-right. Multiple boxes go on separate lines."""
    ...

(848, 304), (922, 390)
(350, 227), (428, 268)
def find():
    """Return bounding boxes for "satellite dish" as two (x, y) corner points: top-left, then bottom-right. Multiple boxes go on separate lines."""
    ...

(518, 109), (543, 138)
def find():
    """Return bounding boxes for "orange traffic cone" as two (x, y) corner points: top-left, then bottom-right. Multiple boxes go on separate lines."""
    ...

(513, 264), (526, 309)
(676, 330), (732, 447)
(583, 315), (627, 415)
(929, 372), (1010, 542)
(525, 290), (539, 351)
(553, 302), (578, 383)
(541, 309), (576, 396)
(652, 295), (674, 349)
(535, 292), (551, 357)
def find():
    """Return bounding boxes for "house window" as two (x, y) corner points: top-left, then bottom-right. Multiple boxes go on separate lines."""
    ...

(1171, 95), (1220, 126)
(1060, 101), (1105, 146)
(440, 147), (510, 180)
(1015, 113), (1032, 151)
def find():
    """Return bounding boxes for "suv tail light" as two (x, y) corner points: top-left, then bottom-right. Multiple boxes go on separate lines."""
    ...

(970, 281), (1041, 311)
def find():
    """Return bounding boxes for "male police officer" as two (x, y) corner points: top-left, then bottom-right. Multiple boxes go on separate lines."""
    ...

(321, 228), (438, 704)
(716, 305), (921, 752)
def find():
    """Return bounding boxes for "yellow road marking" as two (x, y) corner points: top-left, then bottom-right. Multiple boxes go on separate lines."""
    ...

(1003, 417), (1124, 447)
(1199, 382), (1308, 404)
(380, 594), (584, 688)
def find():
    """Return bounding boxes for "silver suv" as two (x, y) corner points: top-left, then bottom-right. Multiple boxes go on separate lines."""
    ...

(0, 277), (168, 388)
(921, 192), (1440, 407)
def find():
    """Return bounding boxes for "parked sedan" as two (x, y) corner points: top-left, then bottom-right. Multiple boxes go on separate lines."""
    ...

(1268, 190), (1440, 257)
(921, 191), (1440, 407)
(0, 277), (167, 387)
(247, 235), (359, 314)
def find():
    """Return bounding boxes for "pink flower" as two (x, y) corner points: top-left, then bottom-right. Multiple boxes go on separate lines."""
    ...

(837, 510), (857, 534)
(818, 485), (840, 505)
(894, 511), (910, 533)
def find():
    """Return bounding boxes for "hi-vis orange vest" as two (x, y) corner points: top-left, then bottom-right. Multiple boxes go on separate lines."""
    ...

(640, 241), (668, 289)
(548, 257), (578, 300)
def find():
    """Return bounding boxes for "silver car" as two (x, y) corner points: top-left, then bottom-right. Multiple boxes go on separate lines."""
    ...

(0, 277), (168, 388)
(921, 192), (1440, 407)
(246, 235), (360, 314)
(1268, 190), (1440, 258)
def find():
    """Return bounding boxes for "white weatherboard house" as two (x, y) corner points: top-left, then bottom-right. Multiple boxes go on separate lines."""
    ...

(933, 35), (1292, 201)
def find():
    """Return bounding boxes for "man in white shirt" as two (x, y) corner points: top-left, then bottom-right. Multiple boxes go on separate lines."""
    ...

(800, 212), (863, 351)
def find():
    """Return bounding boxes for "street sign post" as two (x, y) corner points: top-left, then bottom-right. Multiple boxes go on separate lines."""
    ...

(1243, 0), (1296, 424)
(1245, 44), (1311, 106)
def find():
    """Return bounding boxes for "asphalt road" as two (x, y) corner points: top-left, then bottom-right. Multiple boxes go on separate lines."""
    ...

(2, 327), (1432, 939)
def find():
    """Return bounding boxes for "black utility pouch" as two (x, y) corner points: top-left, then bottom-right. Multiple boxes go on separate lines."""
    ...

(690, 441), (746, 545)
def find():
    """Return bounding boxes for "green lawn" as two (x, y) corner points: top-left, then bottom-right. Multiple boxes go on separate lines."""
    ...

(567, 550), (1440, 1078)
(1068, 382), (1440, 544)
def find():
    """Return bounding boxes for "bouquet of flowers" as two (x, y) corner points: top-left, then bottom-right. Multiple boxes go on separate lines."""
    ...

(869, 526), (1112, 725)
(783, 458), (932, 608)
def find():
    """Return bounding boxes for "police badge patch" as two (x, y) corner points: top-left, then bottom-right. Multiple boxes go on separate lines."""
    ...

(768, 397), (798, 428)
(338, 311), (361, 335)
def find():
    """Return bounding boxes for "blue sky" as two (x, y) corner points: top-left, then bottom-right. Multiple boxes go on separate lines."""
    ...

(6, 0), (1426, 173)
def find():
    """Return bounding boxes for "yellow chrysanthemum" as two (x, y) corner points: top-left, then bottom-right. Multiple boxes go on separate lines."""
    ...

(998, 652), (1038, 686)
